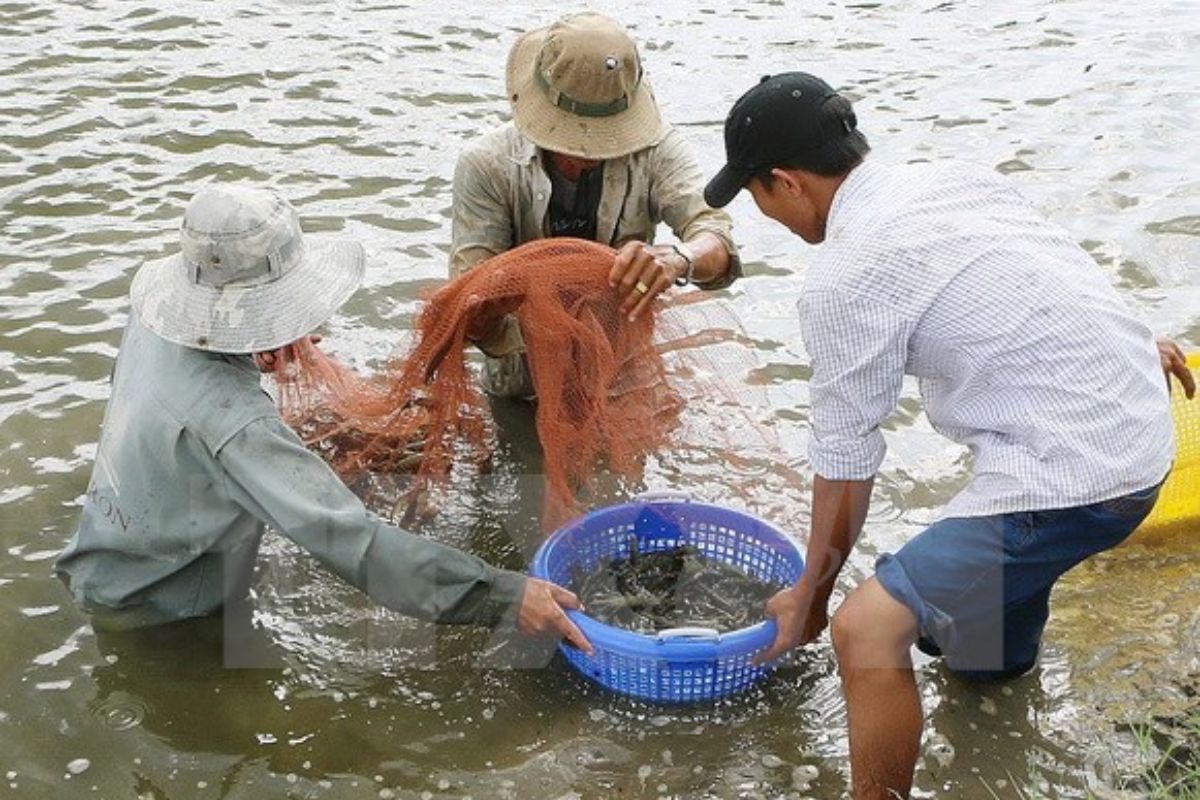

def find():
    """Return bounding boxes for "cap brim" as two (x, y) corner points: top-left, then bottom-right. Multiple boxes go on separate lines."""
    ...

(704, 162), (754, 208)
(505, 27), (665, 159)
(130, 238), (365, 354)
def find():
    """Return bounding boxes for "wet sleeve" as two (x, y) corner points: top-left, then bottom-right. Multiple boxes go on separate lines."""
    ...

(648, 129), (742, 290)
(217, 417), (526, 625)
(449, 144), (514, 279)
(448, 145), (525, 358)
(800, 290), (912, 481)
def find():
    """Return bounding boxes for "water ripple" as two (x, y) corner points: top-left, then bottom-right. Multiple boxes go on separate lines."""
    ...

(90, 692), (149, 732)
(0, 1), (1197, 798)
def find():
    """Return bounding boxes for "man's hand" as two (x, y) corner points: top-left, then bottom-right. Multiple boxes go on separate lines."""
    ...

(516, 578), (594, 655)
(609, 241), (685, 322)
(753, 581), (829, 665)
(253, 334), (322, 373)
(1157, 337), (1196, 399)
(752, 476), (874, 665)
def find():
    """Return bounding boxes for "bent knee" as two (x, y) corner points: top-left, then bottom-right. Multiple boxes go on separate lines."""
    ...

(831, 578), (918, 669)
(829, 599), (881, 663)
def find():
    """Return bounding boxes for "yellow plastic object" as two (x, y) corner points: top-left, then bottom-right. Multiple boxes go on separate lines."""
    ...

(1128, 352), (1200, 545)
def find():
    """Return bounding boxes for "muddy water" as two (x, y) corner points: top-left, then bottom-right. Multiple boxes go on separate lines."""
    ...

(1, 1), (1198, 798)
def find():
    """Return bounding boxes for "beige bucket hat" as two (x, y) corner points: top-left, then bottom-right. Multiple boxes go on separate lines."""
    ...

(130, 186), (365, 354)
(505, 12), (666, 160)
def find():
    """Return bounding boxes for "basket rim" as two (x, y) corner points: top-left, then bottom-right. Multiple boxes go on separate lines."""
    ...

(564, 609), (779, 660)
(530, 498), (804, 661)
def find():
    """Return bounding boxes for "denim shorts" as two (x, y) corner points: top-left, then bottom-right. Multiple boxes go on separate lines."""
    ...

(875, 481), (1162, 681)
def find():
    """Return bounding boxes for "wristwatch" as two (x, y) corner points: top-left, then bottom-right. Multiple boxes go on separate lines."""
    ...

(670, 242), (697, 286)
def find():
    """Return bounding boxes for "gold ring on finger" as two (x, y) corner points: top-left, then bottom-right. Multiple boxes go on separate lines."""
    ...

(635, 281), (650, 294)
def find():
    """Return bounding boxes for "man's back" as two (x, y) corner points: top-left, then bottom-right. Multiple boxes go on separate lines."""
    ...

(56, 314), (275, 624)
(802, 160), (1173, 516)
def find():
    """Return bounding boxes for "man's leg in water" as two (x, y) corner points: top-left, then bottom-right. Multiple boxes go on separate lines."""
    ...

(831, 578), (922, 800)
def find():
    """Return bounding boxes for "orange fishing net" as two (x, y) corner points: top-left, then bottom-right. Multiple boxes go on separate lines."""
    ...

(272, 238), (685, 528)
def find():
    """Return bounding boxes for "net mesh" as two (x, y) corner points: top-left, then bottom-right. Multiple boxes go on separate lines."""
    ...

(272, 238), (708, 529)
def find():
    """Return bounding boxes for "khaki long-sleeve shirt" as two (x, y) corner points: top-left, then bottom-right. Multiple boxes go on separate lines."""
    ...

(449, 124), (741, 397)
(55, 314), (525, 629)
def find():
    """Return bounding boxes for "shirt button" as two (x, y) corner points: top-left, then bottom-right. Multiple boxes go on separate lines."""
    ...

(536, 192), (545, 200)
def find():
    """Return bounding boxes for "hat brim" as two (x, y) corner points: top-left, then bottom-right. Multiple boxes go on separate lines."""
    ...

(505, 27), (665, 160)
(130, 238), (365, 354)
(703, 162), (754, 208)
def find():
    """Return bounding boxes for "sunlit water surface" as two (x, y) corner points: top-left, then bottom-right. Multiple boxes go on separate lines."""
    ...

(1, 1), (1198, 798)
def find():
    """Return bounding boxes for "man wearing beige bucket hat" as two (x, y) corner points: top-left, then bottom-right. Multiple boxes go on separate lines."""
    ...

(55, 185), (592, 658)
(449, 11), (741, 397)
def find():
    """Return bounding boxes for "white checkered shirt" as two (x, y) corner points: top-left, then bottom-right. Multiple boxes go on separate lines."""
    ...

(800, 160), (1174, 518)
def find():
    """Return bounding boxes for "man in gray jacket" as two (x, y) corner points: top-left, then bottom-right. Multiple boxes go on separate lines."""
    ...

(451, 11), (742, 397)
(56, 185), (591, 659)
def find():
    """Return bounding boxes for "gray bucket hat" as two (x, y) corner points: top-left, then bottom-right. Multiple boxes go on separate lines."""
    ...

(130, 186), (365, 354)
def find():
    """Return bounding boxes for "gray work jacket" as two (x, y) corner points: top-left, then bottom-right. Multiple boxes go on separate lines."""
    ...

(449, 123), (742, 397)
(55, 315), (525, 629)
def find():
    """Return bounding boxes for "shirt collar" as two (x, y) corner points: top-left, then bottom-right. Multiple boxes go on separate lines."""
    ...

(216, 351), (260, 375)
(512, 131), (539, 165)
(825, 160), (887, 240)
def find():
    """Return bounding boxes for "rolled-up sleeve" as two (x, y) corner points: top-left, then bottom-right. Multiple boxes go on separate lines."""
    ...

(218, 417), (526, 626)
(648, 129), (742, 289)
(800, 290), (911, 480)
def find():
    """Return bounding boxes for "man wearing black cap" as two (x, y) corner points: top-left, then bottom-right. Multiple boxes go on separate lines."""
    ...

(706, 73), (1189, 799)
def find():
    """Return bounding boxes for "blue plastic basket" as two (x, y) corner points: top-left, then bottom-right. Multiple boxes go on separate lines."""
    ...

(530, 492), (805, 703)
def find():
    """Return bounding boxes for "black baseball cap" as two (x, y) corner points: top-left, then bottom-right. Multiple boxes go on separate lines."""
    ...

(704, 72), (858, 208)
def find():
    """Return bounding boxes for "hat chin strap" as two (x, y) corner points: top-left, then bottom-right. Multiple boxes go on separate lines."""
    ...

(532, 61), (641, 118)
